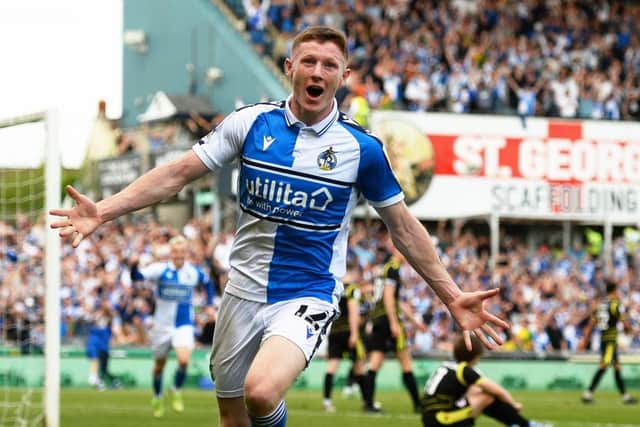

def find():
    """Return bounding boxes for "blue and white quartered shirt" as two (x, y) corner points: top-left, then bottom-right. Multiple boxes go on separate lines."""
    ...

(133, 262), (214, 330)
(193, 96), (403, 305)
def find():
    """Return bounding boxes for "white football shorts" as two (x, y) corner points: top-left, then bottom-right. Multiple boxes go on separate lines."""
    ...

(209, 292), (338, 398)
(150, 324), (195, 359)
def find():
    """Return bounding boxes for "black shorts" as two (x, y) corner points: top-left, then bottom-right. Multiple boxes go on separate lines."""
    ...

(422, 407), (474, 427)
(368, 316), (407, 353)
(327, 330), (366, 361)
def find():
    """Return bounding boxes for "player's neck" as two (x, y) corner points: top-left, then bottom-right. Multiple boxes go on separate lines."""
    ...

(288, 98), (334, 126)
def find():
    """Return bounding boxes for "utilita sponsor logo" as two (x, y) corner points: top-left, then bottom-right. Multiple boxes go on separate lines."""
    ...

(158, 284), (191, 299)
(245, 176), (333, 211)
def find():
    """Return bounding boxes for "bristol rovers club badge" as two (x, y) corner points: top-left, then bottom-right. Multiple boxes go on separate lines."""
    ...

(317, 147), (337, 171)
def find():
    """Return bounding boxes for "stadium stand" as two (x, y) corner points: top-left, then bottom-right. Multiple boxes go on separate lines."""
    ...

(2, 214), (638, 357)
(231, 0), (640, 121)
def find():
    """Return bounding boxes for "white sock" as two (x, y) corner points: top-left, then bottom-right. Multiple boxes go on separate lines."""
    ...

(88, 374), (98, 385)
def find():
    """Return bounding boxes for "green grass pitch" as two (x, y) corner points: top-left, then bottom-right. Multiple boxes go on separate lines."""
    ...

(4, 388), (639, 426)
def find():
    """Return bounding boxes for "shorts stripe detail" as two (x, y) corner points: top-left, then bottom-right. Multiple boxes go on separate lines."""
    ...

(395, 325), (407, 352)
(435, 407), (474, 424)
(355, 339), (366, 361)
(603, 343), (615, 365)
(307, 309), (339, 366)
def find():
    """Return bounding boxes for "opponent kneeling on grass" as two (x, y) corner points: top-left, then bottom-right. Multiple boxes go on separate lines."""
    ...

(421, 334), (552, 427)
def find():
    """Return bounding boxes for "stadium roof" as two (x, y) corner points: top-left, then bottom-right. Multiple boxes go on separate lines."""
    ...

(137, 91), (216, 123)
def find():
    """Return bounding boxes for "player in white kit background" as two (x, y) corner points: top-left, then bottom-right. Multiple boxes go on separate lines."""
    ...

(130, 235), (215, 417)
(50, 26), (508, 427)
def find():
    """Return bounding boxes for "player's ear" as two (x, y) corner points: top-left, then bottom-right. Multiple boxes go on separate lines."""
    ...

(342, 66), (351, 81)
(284, 58), (293, 78)
(340, 66), (351, 86)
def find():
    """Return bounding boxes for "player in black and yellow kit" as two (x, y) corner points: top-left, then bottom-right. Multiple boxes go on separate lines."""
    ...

(422, 334), (551, 427)
(581, 279), (638, 405)
(363, 243), (427, 413)
(322, 261), (368, 412)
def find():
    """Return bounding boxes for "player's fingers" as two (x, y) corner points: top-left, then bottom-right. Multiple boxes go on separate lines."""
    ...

(481, 323), (503, 345)
(66, 185), (82, 200)
(49, 208), (72, 218)
(50, 219), (71, 229)
(72, 232), (84, 248)
(463, 330), (472, 350)
(483, 311), (510, 330)
(478, 288), (500, 300)
(58, 226), (77, 237)
(474, 328), (494, 349)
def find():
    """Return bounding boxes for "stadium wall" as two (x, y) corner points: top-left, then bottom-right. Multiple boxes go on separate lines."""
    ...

(122, 0), (288, 127)
(3, 350), (639, 392)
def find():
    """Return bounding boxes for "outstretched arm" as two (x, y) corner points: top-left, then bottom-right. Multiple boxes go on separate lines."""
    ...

(50, 150), (209, 247)
(375, 201), (508, 349)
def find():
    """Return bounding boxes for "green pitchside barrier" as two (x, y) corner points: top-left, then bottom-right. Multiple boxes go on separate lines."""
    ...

(1, 348), (639, 392)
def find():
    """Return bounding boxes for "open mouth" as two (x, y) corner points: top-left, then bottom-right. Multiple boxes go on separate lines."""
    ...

(306, 85), (324, 98)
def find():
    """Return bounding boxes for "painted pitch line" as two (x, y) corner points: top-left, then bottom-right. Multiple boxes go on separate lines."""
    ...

(56, 403), (640, 426)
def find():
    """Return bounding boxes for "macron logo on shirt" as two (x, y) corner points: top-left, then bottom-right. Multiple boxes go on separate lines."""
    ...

(262, 135), (276, 151)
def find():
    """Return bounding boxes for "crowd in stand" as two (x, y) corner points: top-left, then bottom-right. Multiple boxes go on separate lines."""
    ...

(1, 213), (639, 356)
(239, 0), (640, 121)
(0, 215), (226, 353)
(348, 218), (640, 355)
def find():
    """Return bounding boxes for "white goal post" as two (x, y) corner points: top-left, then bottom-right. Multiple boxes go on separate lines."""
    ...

(0, 109), (60, 427)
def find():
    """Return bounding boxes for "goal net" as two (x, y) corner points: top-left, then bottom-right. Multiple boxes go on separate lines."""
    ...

(0, 111), (60, 427)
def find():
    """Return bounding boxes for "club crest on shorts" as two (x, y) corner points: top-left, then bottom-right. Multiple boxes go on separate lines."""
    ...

(317, 147), (337, 171)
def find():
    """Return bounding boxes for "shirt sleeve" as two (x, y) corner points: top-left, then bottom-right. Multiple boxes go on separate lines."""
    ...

(192, 106), (257, 172)
(384, 264), (400, 288)
(463, 365), (482, 385)
(356, 138), (404, 207)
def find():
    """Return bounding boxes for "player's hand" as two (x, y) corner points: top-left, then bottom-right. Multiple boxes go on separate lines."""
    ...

(348, 332), (358, 348)
(49, 185), (102, 247)
(416, 321), (428, 333)
(447, 288), (509, 350)
(513, 401), (523, 412)
(390, 321), (401, 338)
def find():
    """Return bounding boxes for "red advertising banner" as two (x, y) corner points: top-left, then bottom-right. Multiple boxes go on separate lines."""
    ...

(431, 122), (640, 183)
(371, 112), (640, 223)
